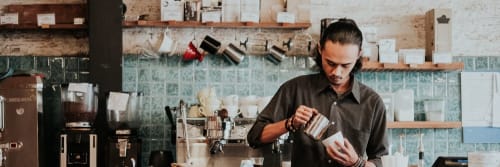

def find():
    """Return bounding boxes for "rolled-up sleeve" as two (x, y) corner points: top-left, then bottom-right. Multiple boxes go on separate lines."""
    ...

(247, 84), (294, 148)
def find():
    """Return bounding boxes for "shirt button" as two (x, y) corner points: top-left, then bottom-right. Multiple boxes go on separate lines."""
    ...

(333, 102), (337, 105)
(328, 160), (332, 163)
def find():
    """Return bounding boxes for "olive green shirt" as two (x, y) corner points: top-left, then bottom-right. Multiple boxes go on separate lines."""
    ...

(247, 73), (388, 167)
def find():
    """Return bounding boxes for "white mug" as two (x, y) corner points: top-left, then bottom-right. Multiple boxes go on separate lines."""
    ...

(241, 105), (258, 118)
(222, 105), (240, 118)
(158, 30), (177, 54)
(221, 95), (239, 106)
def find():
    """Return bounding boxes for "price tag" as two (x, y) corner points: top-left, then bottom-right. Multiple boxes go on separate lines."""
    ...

(1, 13), (19, 24)
(161, 0), (184, 21)
(107, 92), (129, 111)
(68, 83), (89, 93)
(277, 12), (296, 23)
(37, 13), (56, 26)
(240, 12), (259, 23)
(202, 10), (221, 23)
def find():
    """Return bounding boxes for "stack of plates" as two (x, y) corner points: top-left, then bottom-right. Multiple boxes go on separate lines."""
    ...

(468, 152), (500, 167)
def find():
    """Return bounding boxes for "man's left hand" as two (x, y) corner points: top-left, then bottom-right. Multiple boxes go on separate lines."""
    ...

(325, 138), (359, 166)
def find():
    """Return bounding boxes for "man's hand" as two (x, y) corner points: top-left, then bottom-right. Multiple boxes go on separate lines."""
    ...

(326, 138), (359, 166)
(291, 105), (318, 128)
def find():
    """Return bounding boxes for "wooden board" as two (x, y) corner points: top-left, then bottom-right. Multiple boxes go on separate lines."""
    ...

(387, 121), (462, 129)
(6, 4), (87, 25)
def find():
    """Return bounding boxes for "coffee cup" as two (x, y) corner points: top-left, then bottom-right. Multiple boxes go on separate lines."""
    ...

(266, 45), (287, 65)
(221, 95), (238, 106)
(304, 113), (332, 140)
(222, 105), (240, 118)
(188, 105), (203, 118)
(199, 35), (221, 54)
(158, 30), (177, 54)
(241, 105), (258, 118)
(321, 131), (344, 151)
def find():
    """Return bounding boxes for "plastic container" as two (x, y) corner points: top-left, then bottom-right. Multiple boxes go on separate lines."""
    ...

(61, 83), (98, 127)
(424, 99), (445, 121)
(106, 92), (143, 130)
(394, 89), (414, 121)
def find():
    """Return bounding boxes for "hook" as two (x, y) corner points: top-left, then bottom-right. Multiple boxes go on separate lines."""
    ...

(240, 38), (248, 51)
(282, 38), (293, 51)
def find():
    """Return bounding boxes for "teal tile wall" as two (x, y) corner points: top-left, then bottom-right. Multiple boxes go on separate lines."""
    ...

(123, 55), (500, 166)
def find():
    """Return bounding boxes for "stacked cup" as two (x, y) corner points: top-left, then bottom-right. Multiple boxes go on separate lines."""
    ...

(221, 95), (239, 118)
(240, 95), (259, 118)
(197, 87), (221, 117)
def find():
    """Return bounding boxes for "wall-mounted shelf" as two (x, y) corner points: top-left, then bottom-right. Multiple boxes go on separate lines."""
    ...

(387, 121), (462, 129)
(361, 61), (464, 72)
(123, 20), (311, 29)
(0, 24), (87, 30)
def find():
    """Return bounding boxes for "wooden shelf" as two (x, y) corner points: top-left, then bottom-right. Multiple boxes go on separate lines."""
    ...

(0, 24), (87, 30)
(387, 121), (462, 129)
(123, 20), (311, 29)
(361, 61), (464, 72)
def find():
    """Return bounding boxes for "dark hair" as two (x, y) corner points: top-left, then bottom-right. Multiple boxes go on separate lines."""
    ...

(315, 18), (363, 76)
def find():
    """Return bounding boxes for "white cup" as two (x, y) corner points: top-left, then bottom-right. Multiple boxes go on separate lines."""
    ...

(257, 96), (272, 112)
(240, 95), (257, 106)
(158, 30), (177, 53)
(241, 105), (258, 118)
(221, 95), (239, 106)
(73, 17), (84, 25)
(188, 105), (204, 118)
(321, 132), (344, 151)
(222, 105), (240, 118)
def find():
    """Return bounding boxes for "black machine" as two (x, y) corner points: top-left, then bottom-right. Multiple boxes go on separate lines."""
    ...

(432, 156), (467, 167)
(105, 92), (143, 167)
(59, 83), (99, 167)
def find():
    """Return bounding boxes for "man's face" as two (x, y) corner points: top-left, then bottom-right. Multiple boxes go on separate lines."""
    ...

(320, 41), (360, 87)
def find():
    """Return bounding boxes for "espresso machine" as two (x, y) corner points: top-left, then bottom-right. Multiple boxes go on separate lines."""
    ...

(0, 76), (43, 167)
(105, 92), (143, 167)
(59, 83), (98, 167)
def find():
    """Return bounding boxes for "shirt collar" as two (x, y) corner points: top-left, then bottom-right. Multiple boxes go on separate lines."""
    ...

(313, 73), (361, 104)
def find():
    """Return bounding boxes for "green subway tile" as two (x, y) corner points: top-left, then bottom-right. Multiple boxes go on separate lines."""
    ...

(434, 129), (448, 141)
(123, 55), (139, 68)
(235, 84), (250, 96)
(208, 70), (222, 82)
(150, 110), (166, 124)
(222, 69), (237, 82)
(475, 143), (489, 151)
(180, 84), (194, 96)
(123, 68), (137, 82)
(151, 68), (166, 81)
(434, 141), (448, 153)
(405, 72), (418, 83)
(122, 83), (137, 92)
(433, 84), (446, 98)
(376, 72), (390, 84)
(376, 84), (391, 93)
(475, 57), (489, 70)
(250, 84), (265, 96)
(252, 69), (265, 82)
(419, 72), (432, 83)
(391, 83), (404, 92)
(165, 69), (179, 81)
(138, 126), (151, 138)
(266, 73), (278, 82)
(237, 69), (251, 82)
(149, 125), (165, 139)
(0, 58), (7, 70)
(221, 84), (236, 95)
(194, 69), (207, 82)
(363, 72), (376, 83)
(137, 82), (151, 96)
(78, 72), (90, 82)
(418, 84), (433, 98)
(64, 72), (79, 83)
(166, 55), (181, 67)
(138, 68), (153, 81)
(391, 72), (404, 84)
(180, 68), (194, 81)
(166, 83), (179, 96)
(237, 56), (250, 68)
(150, 83), (165, 96)
(433, 72), (446, 83)
(35, 57), (50, 70)
(447, 85), (460, 98)
(462, 57), (475, 71)
(489, 57), (500, 70)
(249, 56), (263, 69)
(65, 57), (79, 71)
(9, 56), (34, 70)
(139, 57), (160, 67)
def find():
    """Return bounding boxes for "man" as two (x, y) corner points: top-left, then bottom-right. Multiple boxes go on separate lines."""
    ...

(247, 18), (388, 167)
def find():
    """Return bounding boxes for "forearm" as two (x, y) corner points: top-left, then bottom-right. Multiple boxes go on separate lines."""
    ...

(259, 119), (288, 143)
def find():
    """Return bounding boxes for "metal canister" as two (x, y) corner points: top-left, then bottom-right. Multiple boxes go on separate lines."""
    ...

(304, 113), (332, 140)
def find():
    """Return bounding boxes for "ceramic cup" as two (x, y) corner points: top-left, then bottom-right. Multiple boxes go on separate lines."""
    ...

(158, 30), (177, 54)
(222, 105), (240, 118)
(241, 105), (258, 118)
(321, 131), (344, 151)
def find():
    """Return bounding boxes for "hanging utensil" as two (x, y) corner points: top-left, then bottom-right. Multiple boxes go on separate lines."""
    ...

(165, 106), (176, 144)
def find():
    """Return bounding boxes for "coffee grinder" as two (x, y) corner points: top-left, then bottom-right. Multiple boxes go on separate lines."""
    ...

(59, 83), (99, 167)
(105, 92), (143, 167)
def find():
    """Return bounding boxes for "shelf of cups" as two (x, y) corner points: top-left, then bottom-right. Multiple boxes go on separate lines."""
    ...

(122, 20), (311, 29)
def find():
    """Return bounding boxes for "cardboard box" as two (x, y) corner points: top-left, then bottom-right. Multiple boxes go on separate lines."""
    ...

(259, 0), (284, 23)
(161, 0), (184, 21)
(286, 0), (311, 23)
(378, 39), (396, 53)
(240, 0), (260, 23)
(432, 52), (453, 64)
(379, 52), (398, 64)
(400, 49), (425, 64)
(222, 0), (240, 22)
(425, 9), (452, 61)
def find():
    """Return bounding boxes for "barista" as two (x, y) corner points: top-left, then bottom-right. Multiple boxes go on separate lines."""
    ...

(247, 18), (388, 167)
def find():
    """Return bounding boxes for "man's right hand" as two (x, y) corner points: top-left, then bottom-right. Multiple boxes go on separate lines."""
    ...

(291, 105), (318, 129)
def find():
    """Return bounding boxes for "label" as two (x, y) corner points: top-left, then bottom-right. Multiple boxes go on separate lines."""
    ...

(202, 10), (221, 23)
(1, 13), (19, 24)
(107, 92), (129, 111)
(240, 12), (259, 22)
(277, 12), (296, 23)
(161, 0), (184, 21)
(68, 83), (90, 93)
(37, 13), (56, 26)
